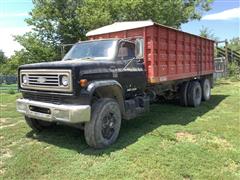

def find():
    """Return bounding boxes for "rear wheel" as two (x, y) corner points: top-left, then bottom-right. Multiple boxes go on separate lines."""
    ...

(84, 98), (121, 148)
(25, 116), (53, 132)
(201, 78), (211, 101)
(179, 81), (189, 106)
(187, 81), (202, 107)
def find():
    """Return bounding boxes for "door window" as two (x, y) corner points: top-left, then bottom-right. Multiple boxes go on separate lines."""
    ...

(117, 42), (135, 60)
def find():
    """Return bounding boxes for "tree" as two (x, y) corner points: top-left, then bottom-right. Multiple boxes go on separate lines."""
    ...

(27, 0), (213, 45)
(199, 26), (218, 40)
(0, 50), (7, 65)
(5, 0), (213, 75)
(228, 37), (240, 54)
(104, 0), (212, 28)
(26, 0), (85, 45)
(227, 37), (240, 79)
(0, 50), (7, 75)
(14, 32), (61, 64)
(2, 33), (61, 75)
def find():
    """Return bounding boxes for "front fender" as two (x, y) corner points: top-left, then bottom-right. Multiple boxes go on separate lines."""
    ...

(87, 80), (123, 96)
(86, 80), (125, 114)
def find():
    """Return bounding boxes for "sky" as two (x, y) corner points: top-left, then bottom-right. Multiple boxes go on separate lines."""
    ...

(0, 0), (239, 57)
(181, 0), (240, 41)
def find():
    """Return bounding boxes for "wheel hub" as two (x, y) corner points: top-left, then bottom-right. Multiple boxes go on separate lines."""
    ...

(102, 112), (115, 139)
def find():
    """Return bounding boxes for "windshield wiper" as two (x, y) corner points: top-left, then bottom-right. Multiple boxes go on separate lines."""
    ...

(63, 57), (95, 61)
(81, 57), (95, 60)
(63, 58), (75, 61)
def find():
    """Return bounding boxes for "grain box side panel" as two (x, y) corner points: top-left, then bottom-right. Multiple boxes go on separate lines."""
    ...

(145, 26), (158, 83)
(157, 26), (168, 78)
(184, 34), (191, 74)
(88, 24), (214, 85)
(151, 25), (214, 84)
(176, 32), (184, 75)
(164, 30), (198, 81)
(190, 36), (197, 73)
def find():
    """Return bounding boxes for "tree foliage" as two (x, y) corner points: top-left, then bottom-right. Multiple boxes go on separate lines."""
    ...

(27, 0), (213, 45)
(0, 50), (7, 65)
(27, 0), (85, 45)
(0, 50), (8, 75)
(199, 26), (218, 41)
(15, 33), (61, 63)
(5, 0), (213, 75)
(228, 37), (240, 54)
(2, 33), (60, 75)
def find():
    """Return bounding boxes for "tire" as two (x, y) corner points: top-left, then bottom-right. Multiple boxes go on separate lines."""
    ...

(179, 81), (189, 106)
(84, 98), (121, 148)
(187, 81), (202, 107)
(201, 78), (211, 101)
(25, 116), (53, 132)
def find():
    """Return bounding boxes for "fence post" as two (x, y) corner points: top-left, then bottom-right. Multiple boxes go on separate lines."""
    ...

(224, 39), (228, 77)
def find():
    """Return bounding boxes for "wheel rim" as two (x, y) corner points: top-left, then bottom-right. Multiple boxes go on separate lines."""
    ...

(204, 83), (210, 98)
(101, 112), (116, 140)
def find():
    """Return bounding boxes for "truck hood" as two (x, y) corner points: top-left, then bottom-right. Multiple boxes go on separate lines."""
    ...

(18, 59), (119, 83)
(19, 59), (114, 70)
(18, 59), (119, 94)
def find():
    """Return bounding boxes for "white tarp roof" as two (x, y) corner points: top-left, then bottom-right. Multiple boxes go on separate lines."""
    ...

(86, 20), (215, 41)
(86, 20), (154, 37)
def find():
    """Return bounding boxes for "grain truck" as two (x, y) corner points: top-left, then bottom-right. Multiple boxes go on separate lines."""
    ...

(17, 20), (214, 148)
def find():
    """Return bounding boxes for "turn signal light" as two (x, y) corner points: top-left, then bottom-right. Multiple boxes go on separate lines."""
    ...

(79, 79), (88, 87)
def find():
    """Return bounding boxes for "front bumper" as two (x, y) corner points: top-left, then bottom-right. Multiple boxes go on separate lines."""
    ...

(16, 99), (91, 123)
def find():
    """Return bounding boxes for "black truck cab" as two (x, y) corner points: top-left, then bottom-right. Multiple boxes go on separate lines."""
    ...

(17, 38), (149, 148)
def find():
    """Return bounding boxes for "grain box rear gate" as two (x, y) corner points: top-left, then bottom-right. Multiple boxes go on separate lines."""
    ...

(87, 20), (215, 84)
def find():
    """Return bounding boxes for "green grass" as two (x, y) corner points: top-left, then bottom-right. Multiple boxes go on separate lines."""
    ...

(0, 80), (240, 179)
(0, 84), (18, 94)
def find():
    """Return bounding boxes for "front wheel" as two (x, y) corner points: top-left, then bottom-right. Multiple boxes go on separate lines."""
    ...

(25, 116), (53, 132)
(84, 98), (121, 148)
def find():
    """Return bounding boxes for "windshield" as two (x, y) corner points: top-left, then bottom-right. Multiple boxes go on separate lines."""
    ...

(63, 40), (117, 60)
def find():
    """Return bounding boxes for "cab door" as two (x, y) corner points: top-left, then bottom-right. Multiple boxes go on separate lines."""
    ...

(115, 40), (147, 95)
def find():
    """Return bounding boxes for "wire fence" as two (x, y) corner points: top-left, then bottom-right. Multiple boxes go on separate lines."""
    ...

(0, 75), (17, 85)
(0, 76), (18, 94)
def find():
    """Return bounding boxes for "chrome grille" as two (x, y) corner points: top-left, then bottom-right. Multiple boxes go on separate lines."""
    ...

(28, 74), (59, 86)
(20, 69), (72, 92)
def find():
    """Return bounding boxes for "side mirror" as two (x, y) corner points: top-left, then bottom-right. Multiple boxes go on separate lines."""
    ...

(135, 39), (144, 59)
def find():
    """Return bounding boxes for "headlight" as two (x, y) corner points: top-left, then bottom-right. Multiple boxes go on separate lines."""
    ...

(61, 75), (69, 86)
(22, 75), (28, 84)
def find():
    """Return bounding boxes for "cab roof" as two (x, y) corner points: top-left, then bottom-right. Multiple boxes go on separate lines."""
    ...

(86, 20), (154, 37)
